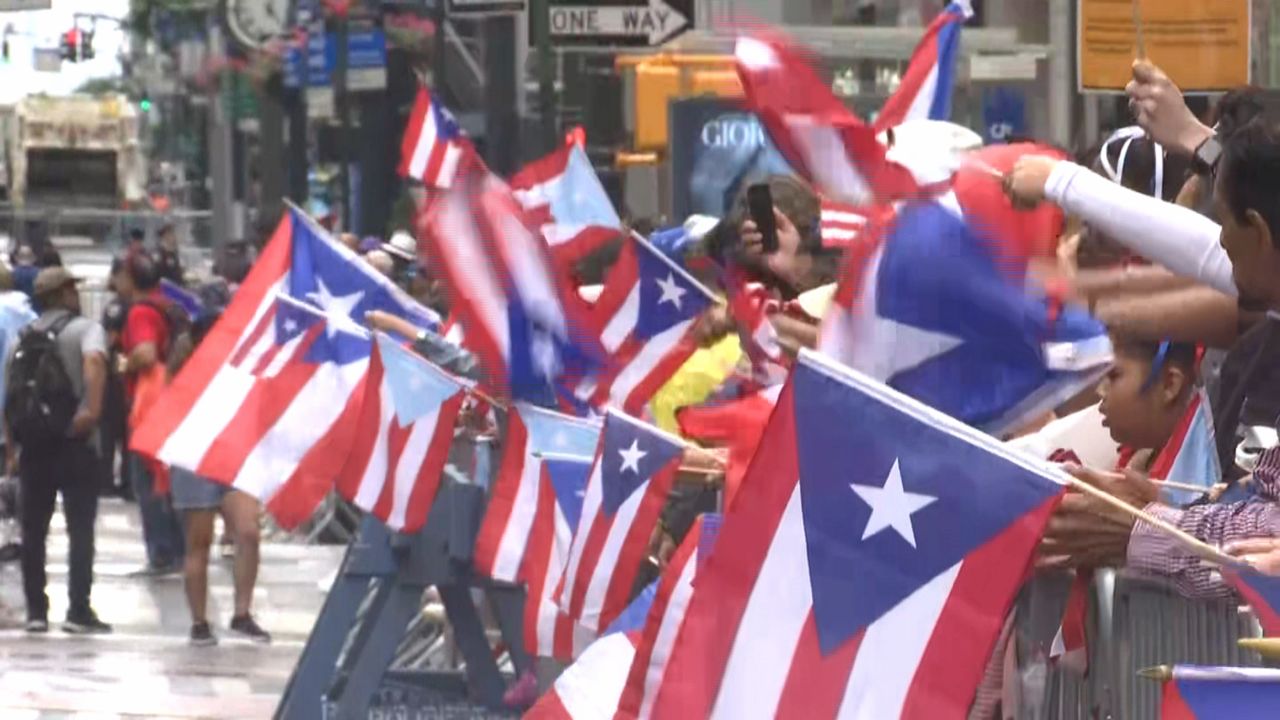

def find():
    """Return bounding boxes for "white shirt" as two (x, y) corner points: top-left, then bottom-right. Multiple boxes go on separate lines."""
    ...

(1044, 161), (1236, 297)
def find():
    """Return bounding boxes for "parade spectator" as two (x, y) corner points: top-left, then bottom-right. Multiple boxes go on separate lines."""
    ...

(155, 224), (184, 286)
(11, 245), (38, 299)
(116, 253), (185, 576)
(6, 268), (111, 633)
(169, 312), (271, 646)
(364, 249), (395, 278)
(99, 256), (131, 499)
(126, 228), (146, 259)
(1032, 117), (1280, 599)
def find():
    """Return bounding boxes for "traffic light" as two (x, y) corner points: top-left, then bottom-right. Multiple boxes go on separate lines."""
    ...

(139, 95), (152, 113)
(60, 29), (80, 61)
(59, 28), (93, 62)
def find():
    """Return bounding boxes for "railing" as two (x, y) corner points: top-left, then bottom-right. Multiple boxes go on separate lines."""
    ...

(1016, 570), (1265, 719)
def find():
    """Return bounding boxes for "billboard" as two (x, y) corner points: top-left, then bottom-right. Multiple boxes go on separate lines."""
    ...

(668, 97), (794, 222)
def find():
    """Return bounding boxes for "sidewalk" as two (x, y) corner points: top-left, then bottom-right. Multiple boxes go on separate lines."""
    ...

(0, 498), (344, 719)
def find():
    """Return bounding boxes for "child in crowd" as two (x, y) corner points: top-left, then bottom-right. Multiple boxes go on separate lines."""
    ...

(1098, 335), (1200, 475)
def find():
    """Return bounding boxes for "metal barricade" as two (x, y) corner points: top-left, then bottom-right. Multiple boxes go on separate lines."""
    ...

(1016, 570), (1264, 719)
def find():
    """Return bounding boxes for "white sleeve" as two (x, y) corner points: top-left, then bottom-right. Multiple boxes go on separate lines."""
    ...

(1044, 161), (1237, 297)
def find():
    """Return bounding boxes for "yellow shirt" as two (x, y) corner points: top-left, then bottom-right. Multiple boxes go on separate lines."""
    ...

(648, 335), (743, 435)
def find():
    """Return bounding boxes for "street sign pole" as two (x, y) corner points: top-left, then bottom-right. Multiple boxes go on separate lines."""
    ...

(533, 0), (557, 153)
(334, 13), (352, 233)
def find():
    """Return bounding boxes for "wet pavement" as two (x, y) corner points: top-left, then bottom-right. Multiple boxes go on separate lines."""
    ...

(0, 499), (344, 719)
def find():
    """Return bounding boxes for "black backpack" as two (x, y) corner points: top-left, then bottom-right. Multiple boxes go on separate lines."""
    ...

(5, 314), (77, 450)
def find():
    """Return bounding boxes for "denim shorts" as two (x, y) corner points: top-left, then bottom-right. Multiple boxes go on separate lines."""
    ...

(170, 466), (229, 511)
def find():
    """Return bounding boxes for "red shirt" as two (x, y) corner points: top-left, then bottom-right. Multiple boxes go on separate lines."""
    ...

(122, 290), (170, 396)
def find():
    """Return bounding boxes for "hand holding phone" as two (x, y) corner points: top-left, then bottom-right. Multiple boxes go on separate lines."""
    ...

(747, 183), (779, 254)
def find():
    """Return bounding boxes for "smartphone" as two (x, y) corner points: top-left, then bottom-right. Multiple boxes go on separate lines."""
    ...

(747, 183), (779, 254)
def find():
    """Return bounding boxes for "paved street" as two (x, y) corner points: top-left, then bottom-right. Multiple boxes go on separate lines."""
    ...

(0, 499), (343, 719)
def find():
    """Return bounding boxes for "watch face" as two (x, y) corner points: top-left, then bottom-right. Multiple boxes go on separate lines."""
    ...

(227, 0), (290, 49)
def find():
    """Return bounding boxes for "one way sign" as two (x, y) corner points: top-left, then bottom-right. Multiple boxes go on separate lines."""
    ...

(543, 0), (694, 48)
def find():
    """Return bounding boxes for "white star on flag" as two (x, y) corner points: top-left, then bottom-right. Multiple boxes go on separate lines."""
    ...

(655, 273), (688, 310)
(844, 246), (962, 382)
(850, 458), (937, 548)
(618, 439), (646, 474)
(306, 278), (366, 339)
(282, 318), (299, 335)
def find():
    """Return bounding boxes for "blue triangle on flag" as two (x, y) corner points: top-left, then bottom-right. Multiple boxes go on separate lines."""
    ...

(521, 405), (601, 458)
(791, 357), (1061, 655)
(284, 208), (438, 364)
(599, 411), (683, 516)
(875, 201), (1108, 430)
(633, 239), (713, 341)
(544, 455), (593, 531)
(376, 334), (462, 426)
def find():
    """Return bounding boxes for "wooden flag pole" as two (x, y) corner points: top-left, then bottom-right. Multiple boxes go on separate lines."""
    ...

(1063, 474), (1241, 567)
(1132, 0), (1147, 60)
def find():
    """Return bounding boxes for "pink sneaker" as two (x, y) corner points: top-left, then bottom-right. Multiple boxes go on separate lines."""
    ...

(503, 668), (539, 709)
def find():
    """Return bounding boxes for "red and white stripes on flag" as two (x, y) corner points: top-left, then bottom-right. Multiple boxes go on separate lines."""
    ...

(399, 88), (472, 189)
(819, 198), (869, 250)
(473, 404), (602, 582)
(520, 454), (596, 660)
(616, 514), (720, 719)
(555, 409), (684, 635)
(335, 334), (468, 533)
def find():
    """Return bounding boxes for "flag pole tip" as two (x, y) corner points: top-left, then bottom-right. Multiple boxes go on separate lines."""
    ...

(1137, 665), (1172, 681)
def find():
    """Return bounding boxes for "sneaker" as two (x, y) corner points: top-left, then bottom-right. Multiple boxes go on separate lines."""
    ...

(64, 609), (112, 635)
(229, 614), (271, 644)
(189, 621), (218, 647)
(24, 617), (48, 633)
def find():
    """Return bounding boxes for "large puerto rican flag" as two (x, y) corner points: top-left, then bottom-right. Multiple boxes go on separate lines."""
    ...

(473, 403), (602, 582)
(568, 232), (717, 416)
(335, 333), (468, 533)
(130, 207), (439, 527)
(556, 408), (684, 636)
(418, 172), (602, 406)
(520, 453), (595, 660)
(399, 88), (473, 190)
(645, 350), (1065, 717)
(733, 31), (919, 207)
(1160, 665), (1280, 719)
(511, 142), (623, 265)
(616, 513), (721, 719)
(819, 190), (1112, 438)
(873, 1), (972, 132)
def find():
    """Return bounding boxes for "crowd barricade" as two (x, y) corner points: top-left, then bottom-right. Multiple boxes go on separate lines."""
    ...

(1014, 570), (1264, 719)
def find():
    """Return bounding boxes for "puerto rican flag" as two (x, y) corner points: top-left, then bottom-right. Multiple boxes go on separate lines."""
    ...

(473, 403), (601, 582)
(820, 191), (1112, 437)
(335, 333), (468, 533)
(1148, 388), (1221, 505)
(645, 350), (1065, 717)
(1160, 665), (1280, 719)
(418, 172), (602, 406)
(511, 142), (623, 265)
(873, 1), (972, 132)
(399, 88), (472, 189)
(733, 32), (919, 206)
(130, 208), (439, 527)
(160, 278), (204, 320)
(520, 453), (596, 660)
(525, 632), (640, 720)
(1225, 566), (1280, 636)
(568, 232), (716, 415)
(616, 513), (721, 720)
(677, 386), (782, 510)
(723, 270), (788, 390)
(556, 409), (683, 635)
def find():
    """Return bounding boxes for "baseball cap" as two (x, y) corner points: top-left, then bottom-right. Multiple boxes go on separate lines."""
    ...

(33, 267), (80, 298)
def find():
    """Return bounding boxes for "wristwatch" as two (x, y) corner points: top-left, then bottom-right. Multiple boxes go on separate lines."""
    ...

(1193, 134), (1223, 176)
